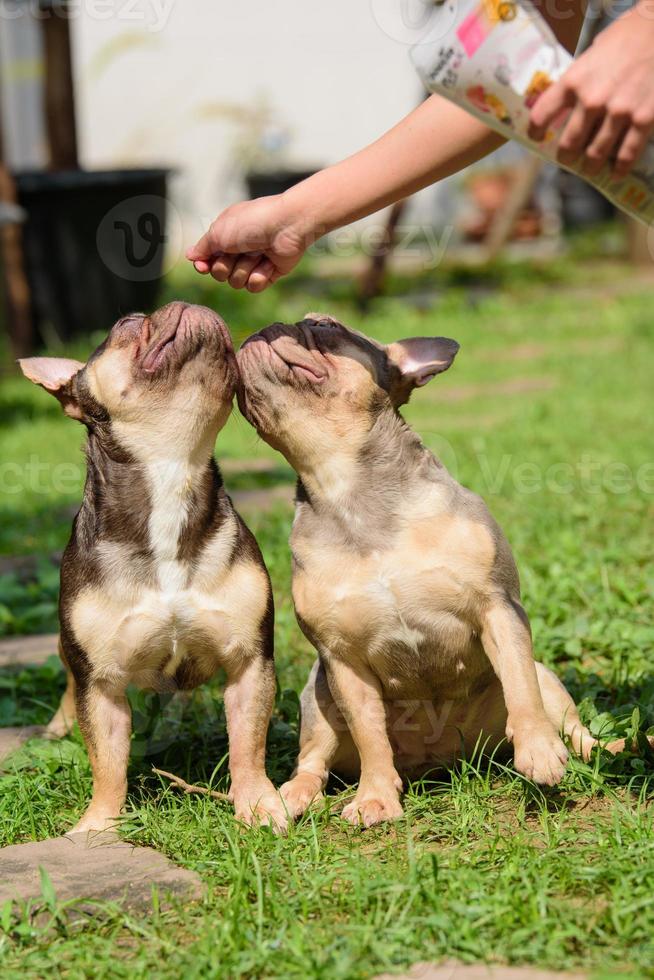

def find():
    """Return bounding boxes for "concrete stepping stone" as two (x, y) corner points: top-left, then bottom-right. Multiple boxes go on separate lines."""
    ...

(0, 633), (59, 668)
(375, 963), (585, 980)
(0, 833), (202, 912)
(0, 725), (46, 763)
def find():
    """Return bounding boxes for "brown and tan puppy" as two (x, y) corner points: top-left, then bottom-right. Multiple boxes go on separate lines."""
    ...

(237, 313), (627, 828)
(20, 302), (286, 833)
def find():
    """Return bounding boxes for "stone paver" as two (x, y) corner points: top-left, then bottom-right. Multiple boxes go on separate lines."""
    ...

(375, 963), (585, 980)
(0, 633), (60, 668)
(0, 833), (202, 911)
(0, 725), (46, 762)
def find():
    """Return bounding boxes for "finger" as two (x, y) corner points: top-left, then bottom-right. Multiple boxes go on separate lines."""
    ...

(528, 81), (576, 141)
(246, 258), (276, 293)
(583, 113), (629, 176)
(556, 102), (603, 166)
(192, 259), (211, 275)
(186, 229), (217, 262)
(614, 124), (651, 178)
(228, 253), (262, 289)
(209, 254), (237, 283)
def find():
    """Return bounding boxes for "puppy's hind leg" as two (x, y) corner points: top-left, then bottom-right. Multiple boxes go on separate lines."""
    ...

(46, 639), (77, 738)
(535, 663), (654, 759)
(535, 662), (596, 762)
(280, 659), (354, 819)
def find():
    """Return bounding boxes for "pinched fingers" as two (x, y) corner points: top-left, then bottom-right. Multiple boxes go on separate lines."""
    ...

(185, 230), (214, 264)
(193, 252), (280, 291)
(246, 258), (279, 293)
(209, 253), (237, 283)
(228, 253), (262, 289)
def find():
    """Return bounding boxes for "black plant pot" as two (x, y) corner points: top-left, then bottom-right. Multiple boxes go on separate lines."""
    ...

(246, 168), (315, 199)
(15, 168), (171, 343)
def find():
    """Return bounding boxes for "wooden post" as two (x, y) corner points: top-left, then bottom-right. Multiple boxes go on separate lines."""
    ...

(41, 1), (79, 170)
(482, 155), (543, 262)
(626, 218), (653, 267)
(358, 199), (408, 309)
(0, 102), (34, 359)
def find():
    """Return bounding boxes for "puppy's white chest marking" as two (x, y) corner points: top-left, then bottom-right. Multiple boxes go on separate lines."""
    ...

(145, 459), (193, 593)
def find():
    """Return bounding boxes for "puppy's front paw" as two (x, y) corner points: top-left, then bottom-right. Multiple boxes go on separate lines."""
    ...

(233, 782), (288, 835)
(280, 773), (324, 819)
(513, 727), (569, 786)
(341, 793), (404, 829)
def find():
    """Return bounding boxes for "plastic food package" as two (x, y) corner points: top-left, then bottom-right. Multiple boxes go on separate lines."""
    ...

(410, 0), (654, 225)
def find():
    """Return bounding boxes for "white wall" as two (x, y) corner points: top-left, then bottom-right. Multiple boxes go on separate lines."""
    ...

(71, 0), (435, 249)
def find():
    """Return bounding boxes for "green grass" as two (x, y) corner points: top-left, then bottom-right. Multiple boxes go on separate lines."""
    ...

(1, 252), (654, 978)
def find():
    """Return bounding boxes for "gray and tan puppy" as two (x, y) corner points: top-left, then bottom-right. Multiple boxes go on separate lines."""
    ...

(237, 313), (626, 828)
(20, 301), (286, 833)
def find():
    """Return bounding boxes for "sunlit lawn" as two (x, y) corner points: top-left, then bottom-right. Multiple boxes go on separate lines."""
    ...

(0, 249), (653, 978)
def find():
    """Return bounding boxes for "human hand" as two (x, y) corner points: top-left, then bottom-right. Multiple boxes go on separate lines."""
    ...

(186, 194), (312, 292)
(528, 3), (654, 178)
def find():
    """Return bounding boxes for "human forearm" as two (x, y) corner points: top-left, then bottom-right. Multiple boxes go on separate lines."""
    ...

(281, 94), (504, 238)
(187, 93), (503, 291)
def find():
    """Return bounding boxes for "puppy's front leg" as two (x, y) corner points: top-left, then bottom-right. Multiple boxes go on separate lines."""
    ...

(481, 600), (569, 786)
(224, 656), (287, 833)
(71, 679), (132, 834)
(325, 656), (403, 828)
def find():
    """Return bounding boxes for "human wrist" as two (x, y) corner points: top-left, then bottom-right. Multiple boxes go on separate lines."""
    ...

(279, 167), (349, 246)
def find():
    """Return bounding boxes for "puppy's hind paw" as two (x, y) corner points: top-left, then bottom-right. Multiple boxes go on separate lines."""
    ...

(280, 773), (324, 820)
(513, 728), (569, 786)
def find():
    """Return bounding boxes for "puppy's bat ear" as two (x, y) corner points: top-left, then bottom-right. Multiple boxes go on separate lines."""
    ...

(18, 357), (86, 420)
(387, 337), (459, 388)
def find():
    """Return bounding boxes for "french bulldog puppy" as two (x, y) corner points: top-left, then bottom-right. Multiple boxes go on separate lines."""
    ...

(237, 313), (627, 828)
(20, 302), (286, 833)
